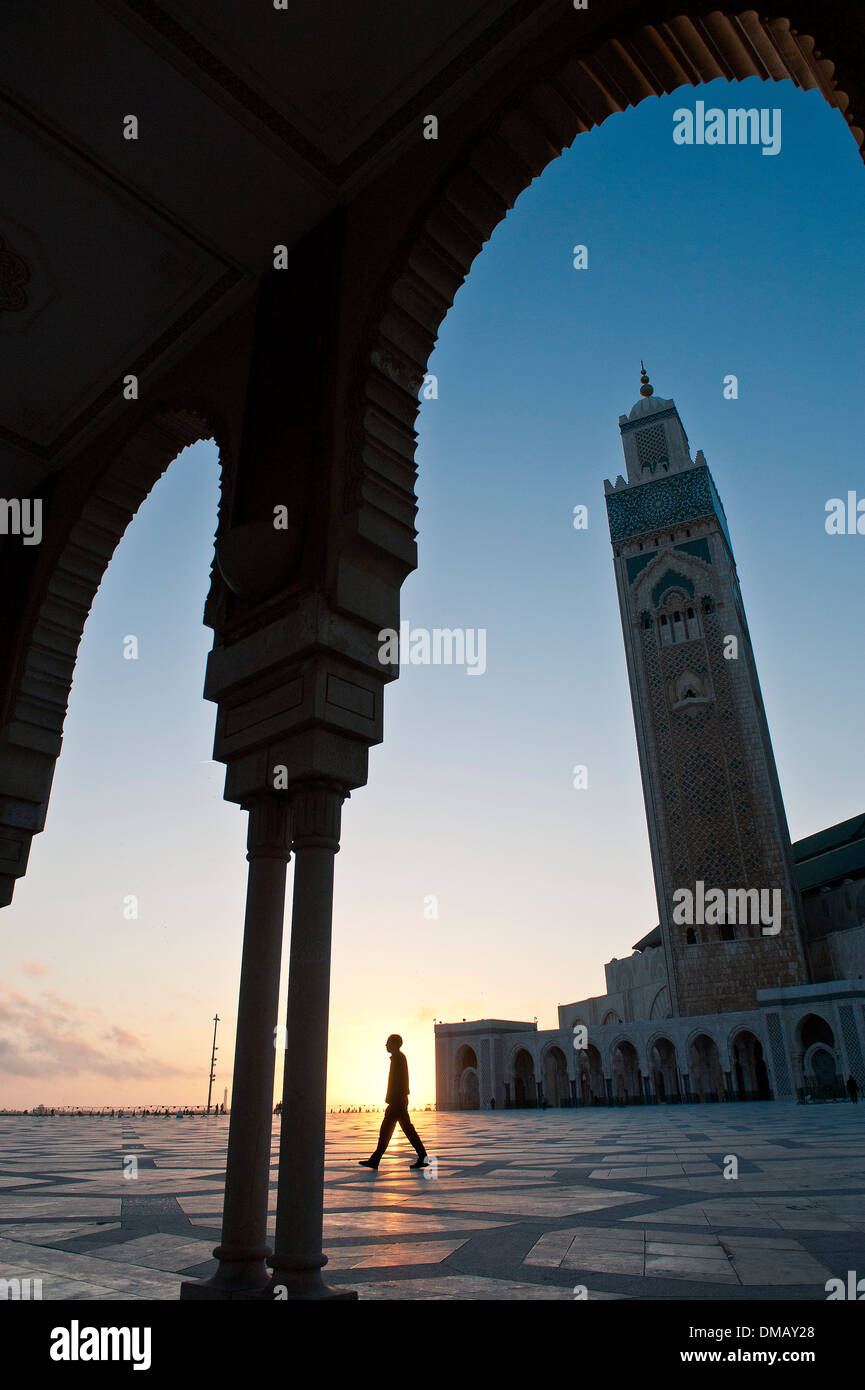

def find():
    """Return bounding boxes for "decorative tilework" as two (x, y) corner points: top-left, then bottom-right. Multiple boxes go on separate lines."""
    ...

(606, 467), (717, 542)
(606, 467), (731, 548)
(839, 1005), (865, 1088)
(766, 1012), (793, 1097)
(636, 423), (669, 473)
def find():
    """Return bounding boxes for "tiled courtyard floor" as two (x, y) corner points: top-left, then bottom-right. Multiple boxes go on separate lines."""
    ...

(0, 1104), (863, 1300)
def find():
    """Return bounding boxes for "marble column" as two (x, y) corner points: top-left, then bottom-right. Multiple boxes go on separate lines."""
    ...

(182, 797), (291, 1299)
(268, 781), (354, 1300)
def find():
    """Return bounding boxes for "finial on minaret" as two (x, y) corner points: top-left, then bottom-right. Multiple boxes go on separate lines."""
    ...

(639, 361), (653, 398)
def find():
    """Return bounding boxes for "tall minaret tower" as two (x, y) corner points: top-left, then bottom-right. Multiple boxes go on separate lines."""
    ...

(604, 367), (807, 1016)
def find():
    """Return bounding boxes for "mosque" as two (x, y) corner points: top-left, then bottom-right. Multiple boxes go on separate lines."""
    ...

(435, 372), (865, 1109)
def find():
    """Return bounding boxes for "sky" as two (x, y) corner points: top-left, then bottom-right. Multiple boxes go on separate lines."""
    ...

(2, 76), (863, 1110)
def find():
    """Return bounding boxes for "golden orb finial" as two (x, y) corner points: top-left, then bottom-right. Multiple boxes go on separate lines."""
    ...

(639, 360), (653, 398)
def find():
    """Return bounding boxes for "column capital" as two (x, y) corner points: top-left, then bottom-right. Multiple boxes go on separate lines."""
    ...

(244, 797), (292, 861)
(290, 781), (346, 852)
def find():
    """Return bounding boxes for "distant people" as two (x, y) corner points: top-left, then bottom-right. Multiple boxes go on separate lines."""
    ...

(358, 1035), (428, 1171)
(489, 1098), (495, 1110)
(847, 1075), (859, 1104)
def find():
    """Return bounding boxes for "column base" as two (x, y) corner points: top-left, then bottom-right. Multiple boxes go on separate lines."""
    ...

(180, 1253), (272, 1301)
(179, 1280), (262, 1301)
(180, 1280), (356, 1301)
(266, 1265), (358, 1300)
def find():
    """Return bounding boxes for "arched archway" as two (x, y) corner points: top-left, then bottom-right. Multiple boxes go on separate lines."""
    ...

(611, 1039), (642, 1104)
(649, 1036), (680, 1103)
(798, 1014), (842, 1097)
(350, 12), (863, 598)
(576, 1044), (605, 1106)
(688, 1033), (724, 1102)
(731, 1030), (772, 1100)
(542, 1045), (570, 1108)
(458, 1066), (480, 1111)
(454, 1044), (479, 1109)
(0, 405), (233, 908)
(512, 1048), (537, 1108)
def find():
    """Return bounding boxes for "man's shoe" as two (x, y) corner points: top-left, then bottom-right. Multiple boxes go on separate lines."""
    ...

(409, 1155), (429, 1169)
(358, 1158), (379, 1170)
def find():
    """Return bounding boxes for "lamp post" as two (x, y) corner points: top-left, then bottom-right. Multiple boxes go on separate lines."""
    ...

(206, 1014), (220, 1115)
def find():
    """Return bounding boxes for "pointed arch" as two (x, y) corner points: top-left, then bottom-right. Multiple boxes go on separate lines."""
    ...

(0, 403), (234, 905)
(344, 10), (863, 586)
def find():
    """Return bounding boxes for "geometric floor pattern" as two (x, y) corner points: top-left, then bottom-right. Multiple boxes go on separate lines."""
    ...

(0, 1103), (862, 1300)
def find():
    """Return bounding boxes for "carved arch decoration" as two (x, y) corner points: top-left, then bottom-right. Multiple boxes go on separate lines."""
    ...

(0, 403), (234, 906)
(346, 9), (863, 578)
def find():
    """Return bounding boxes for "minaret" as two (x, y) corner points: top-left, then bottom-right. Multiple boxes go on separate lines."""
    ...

(604, 368), (808, 1016)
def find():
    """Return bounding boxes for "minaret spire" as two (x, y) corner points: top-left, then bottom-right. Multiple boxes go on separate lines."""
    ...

(639, 361), (653, 398)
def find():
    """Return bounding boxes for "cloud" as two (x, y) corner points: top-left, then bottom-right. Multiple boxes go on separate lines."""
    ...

(0, 988), (186, 1081)
(16, 960), (50, 977)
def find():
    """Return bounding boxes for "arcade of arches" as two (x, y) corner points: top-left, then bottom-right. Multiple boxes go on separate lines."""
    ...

(439, 1009), (860, 1109)
(3, 1), (865, 1301)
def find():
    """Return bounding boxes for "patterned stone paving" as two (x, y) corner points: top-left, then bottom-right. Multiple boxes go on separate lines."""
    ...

(0, 1104), (863, 1300)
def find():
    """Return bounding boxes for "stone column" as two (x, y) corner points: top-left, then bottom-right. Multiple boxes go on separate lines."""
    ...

(182, 797), (291, 1299)
(269, 781), (354, 1300)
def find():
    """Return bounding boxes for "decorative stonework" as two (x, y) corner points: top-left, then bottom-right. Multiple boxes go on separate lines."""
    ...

(839, 1004), (865, 1087)
(349, 9), (862, 600)
(245, 798), (292, 861)
(290, 782), (346, 852)
(0, 235), (30, 314)
(0, 404), (233, 907)
(606, 467), (717, 543)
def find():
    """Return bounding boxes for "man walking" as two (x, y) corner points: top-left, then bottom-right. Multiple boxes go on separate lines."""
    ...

(359, 1034), (428, 1170)
(847, 1074), (859, 1104)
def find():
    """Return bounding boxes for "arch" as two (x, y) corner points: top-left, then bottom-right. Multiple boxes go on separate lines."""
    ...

(611, 1037), (642, 1103)
(602, 1010), (622, 1025)
(688, 1032), (725, 1102)
(798, 1012), (835, 1051)
(512, 1047), (537, 1108)
(454, 1043), (478, 1072)
(648, 1034), (680, 1103)
(798, 1014), (842, 1097)
(729, 1028), (772, 1100)
(575, 1043), (605, 1106)
(542, 1044), (570, 1108)
(458, 1065), (480, 1111)
(0, 403), (233, 907)
(348, 10), (862, 618)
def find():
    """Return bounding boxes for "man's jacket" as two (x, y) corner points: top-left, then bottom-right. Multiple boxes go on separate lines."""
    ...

(386, 1050), (409, 1106)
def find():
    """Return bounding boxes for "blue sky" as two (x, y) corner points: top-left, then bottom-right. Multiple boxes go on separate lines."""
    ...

(2, 77), (863, 1108)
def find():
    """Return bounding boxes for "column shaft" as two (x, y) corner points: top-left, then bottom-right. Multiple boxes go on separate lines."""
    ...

(269, 782), (352, 1299)
(182, 798), (291, 1298)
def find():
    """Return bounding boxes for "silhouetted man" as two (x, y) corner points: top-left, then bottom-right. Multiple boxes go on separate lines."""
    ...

(847, 1074), (859, 1104)
(359, 1035), (428, 1170)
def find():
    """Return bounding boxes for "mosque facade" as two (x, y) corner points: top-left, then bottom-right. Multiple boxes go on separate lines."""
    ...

(435, 376), (865, 1109)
